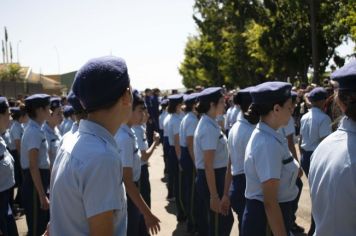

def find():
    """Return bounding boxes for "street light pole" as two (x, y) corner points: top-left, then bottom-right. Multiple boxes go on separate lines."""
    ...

(17, 40), (22, 64)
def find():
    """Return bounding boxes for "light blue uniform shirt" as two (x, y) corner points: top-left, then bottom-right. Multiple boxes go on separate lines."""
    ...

(244, 122), (299, 202)
(115, 124), (141, 182)
(20, 119), (50, 169)
(70, 121), (79, 134)
(9, 120), (23, 151)
(309, 117), (356, 236)
(167, 113), (183, 146)
(50, 120), (127, 236)
(228, 112), (255, 176)
(224, 107), (233, 130)
(159, 111), (168, 130)
(0, 136), (15, 192)
(228, 105), (240, 129)
(163, 114), (171, 137)
(194, 115), (229, 169)
(300, 107), (332, 151)
(60, 118), (74, 135)
(278, 116), (295, 137)
(1, 130), (12, 150)
(179, 112), (199, 147)
(42, 122), (62, 166)
(132, 125), (149, 166)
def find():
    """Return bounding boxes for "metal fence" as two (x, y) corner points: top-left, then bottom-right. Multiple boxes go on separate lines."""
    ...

(0, 81), (43, 98)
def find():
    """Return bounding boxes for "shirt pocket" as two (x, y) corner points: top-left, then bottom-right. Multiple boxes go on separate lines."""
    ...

(282, 157), (299, 189)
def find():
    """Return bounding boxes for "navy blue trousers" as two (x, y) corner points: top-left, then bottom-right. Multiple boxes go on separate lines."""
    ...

(241, 199), (293, 236)
(292, 177), (303, 223)
(229, 174), (246, 233)
(22, 169), (50, 236)
(301, 150), (313, 177)
(140, 164), (151, 208)
(163, 137), (169, 175)
(180, 147), (197, 233)
(127, 182), (141, 236)
(168, 146), (186, 220)
(196, 168), (234, 236)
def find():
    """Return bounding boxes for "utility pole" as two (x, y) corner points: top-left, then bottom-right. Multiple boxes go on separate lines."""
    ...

(310, 0), (319, 84)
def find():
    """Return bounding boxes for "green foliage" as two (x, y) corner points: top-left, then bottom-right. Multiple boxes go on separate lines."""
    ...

(0, 64), (22, 81)
(180, 0), (355, 88)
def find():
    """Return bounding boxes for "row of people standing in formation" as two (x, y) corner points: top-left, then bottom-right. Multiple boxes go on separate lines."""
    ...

(1, 56), (355, 236)
(160, 59), (356, 236)
(0, 57), (162, 235)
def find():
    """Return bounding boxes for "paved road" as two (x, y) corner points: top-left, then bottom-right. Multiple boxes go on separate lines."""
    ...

(16, 145), (311, 235)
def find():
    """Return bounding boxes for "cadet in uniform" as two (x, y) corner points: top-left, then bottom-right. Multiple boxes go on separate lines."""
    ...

(166, 94), (186, 221)
(194, 87), (233, 236)
(162, 104), (173, 199)
(66, 91), (87, 134)
(0, 97), (18, 236)
(159, 99), (169, 174)
(300, 87), (332, 176)
(50, 56), (131, 235)
(116, 91), (160, 236)
(21, 94), (51, 236)
(179, 92), (200, 234)
(309, 60), (356, 236)
(42, 97), (62, 167)
(9, 105), (26, 211)
(221, 87), (257, 233)
(59, 105), (74, 135)
(242, 82), (299, 236)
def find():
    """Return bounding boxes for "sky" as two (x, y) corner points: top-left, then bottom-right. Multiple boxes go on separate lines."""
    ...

(1, 0), (355, 91)
(1, 0), (197, 90)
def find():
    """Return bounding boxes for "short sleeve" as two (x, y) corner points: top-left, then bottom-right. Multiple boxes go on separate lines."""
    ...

(319, 116), (332, 138)
(283, 118), (295, 136)
(117, 136), (134, 168)
(173, 120), (180, 136)
(254, 142), (282, 183)
(81, 155), (124, 218)
(186, 119), (198, 137)
(26, 129), (44, 151)
(200, 127), (219, 151)
(11, 125), (22, 141)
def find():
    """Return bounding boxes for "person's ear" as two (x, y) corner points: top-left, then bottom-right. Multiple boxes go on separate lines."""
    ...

(121, 88), (133, 106)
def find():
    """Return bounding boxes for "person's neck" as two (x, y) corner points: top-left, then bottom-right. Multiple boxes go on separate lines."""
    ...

(47, 121), (56, 129)
(261, 115), (280, 130)
(206, 109), (217, 119)
(87, 112), (124, 136)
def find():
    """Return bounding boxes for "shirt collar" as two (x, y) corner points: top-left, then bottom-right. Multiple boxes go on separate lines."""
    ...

(42, 122), (55, 134)
(338, 116), (356, 134)
(203, 114), (220, 129)
(28, 119), (42, 130)
(257, 122), (286, 144)
(79, 120), (118, 148)
(120, 124), (135, 138)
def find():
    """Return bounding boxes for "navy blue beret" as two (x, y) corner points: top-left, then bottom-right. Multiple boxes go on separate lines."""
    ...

(184, 92), (200, 104)
(160, 99), (169, 106)
(236, 87), (253, 105)
(63, 105), (74, 117)
(0, 97), (9, 113)
(251, 82), (292, 104)
(199, 87), (222, 102)
(331, 59), (356, 91)
(67, 91), (85, 113)
(168, 94), (184, 104)
(307, 87), (328, 102)
(50, 97), (61, 111)
(10, 107), (20, 114)
(72, 56), (130, 112)
(25, 94), (50, 108)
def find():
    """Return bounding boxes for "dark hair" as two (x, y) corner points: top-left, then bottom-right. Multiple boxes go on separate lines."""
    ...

(0, 105), (9, 114)
(133, 96), (145, 110)
(11, 104), (26, 120)
(87, 87), (129, 113)
(184, 102), (194, 112)
(196, 94), (222, 114)
(246, 96), (291, 123)
(168, 101), (180, 114)
(338, 90), (356, 121)
(233, 94), (239, 105)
